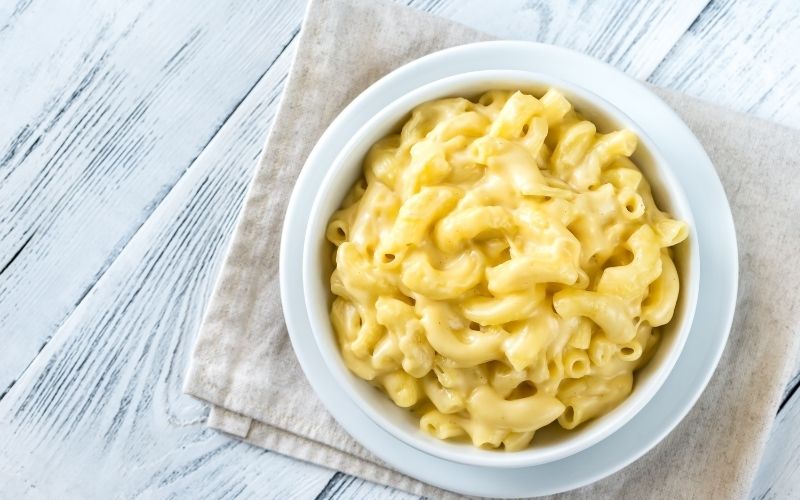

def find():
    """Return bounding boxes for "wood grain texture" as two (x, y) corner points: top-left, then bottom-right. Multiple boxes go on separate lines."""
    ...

(649, 0), (800, 129)
(409, 0), (709, 80)
(752, 389), (800, 499)
(0, 0), (305, 396)
(1, 0), (799, 498)
(0, 41), (340, 500)
(315, 472), (418, 500)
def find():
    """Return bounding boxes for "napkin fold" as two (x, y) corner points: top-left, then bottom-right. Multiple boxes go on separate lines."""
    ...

(184, 0), (800, 497)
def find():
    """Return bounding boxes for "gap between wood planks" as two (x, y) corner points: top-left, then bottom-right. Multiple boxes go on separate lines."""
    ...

(0, 231), (34, 276)
(0, 24), (300, 402)
(779, 374), (800, 413)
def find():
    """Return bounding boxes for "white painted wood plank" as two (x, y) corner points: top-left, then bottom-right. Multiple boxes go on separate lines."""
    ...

(0, 40), (339, 500)
(751, 392), (800, 499)
(315, 472), (418, 500)
(649, 0), (800, 129)
(0, 0), (305, 396)
(409, 0), (709, 80)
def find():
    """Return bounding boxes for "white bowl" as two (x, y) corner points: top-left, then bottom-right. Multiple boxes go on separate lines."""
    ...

(301, 69), (700, 468)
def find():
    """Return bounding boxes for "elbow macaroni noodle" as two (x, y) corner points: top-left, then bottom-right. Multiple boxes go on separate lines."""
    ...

(326, 88), (688, 450)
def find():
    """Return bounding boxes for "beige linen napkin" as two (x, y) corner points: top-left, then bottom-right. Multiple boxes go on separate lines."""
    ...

(184, 0), (800, 497)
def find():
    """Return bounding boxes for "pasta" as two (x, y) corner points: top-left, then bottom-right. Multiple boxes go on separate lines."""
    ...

(326, 89), (688, 450)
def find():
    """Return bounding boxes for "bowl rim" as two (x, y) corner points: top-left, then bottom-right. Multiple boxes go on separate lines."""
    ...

(301, 68), (700, 468)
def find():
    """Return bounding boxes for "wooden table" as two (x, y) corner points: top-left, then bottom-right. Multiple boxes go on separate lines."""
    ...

(1, 1), (798, 498)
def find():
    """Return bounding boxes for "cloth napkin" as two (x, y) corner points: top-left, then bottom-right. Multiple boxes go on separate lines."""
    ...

(183, 0), (800, 497)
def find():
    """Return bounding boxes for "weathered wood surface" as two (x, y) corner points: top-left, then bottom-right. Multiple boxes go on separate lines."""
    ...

(650, 0), (800, 129)
(1, 0), (798, 498)
(0, 0), (305, 395)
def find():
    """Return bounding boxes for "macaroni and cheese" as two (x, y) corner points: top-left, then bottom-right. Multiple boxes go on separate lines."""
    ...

(325, 88), (688, 450)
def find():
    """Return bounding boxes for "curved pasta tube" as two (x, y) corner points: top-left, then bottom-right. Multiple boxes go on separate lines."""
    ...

(330, 283), (384, 360)
(541, 197), (578, 226)
(372, 244), (408, 271)
(434, 206), (516, 253)
(388, 186), (462, 250)
(590, 322), (653, 379)
(401, 249), (484, 300)
(551, 121), (596, 180)
(467, 386), (565, 433)
(519, 116), (549, 157)
(568, 184), (624, 267)
(335, 242), (396, 297)
(341, 177), (368, 208)
(563, 348), (591, 379)
(431, 355), (490, 395)
(486, 254), (579, 294)
(460, 286), (546, 326)
(349, 310), (383, 360)
(330, 297), (360, 343)
(419, 410), (466, 440)
(601, 166), (642, 191)
(421, 374), (465, 413)
(326, 204), (357, 246)
(375, 297), (434, 377)
(502, 309), (559, 372)
(588, 334), (619, 367)
(349, 182), (400, 251)
(339, 347), (380, 381)
(633, 323), (661, 369)
(557, 373), (633, 429)
(502, 431), (536, 451)
(377, 371), (422, 408)
(396, 187), (464, 241)
(538, 355), (566, 396)
(476, 90), (512, 117)
(617, 340), (643, 362)
(617, 187), (645, 220)
(553, 289), (636, 343)
(401, 97), (471, 143)
(567, 317), (593, 350)
(364, 135), (402, 188)
(489, 364), (530, 399)
(642, 252), (680, 326)
(331, 299), (380, 380)
(488, 91), (543, 139)
(420, 304), (503, 367)
(459, 418), (508, 448)
(539, 88), (572, 126)
(329, 269), (347, 298)
(429, 111), (490, 142)
(479, 237), (511, 266)
(398, 140), (452, 199)
(655, 219), (689, 247)
(371, 329), (403, 371)
(518, 354), (548, 384)
(445, 154), (485, 184)
(596, 225), (662, 301)
(470, 137), (555, 197)
(570, 130), (637, 190)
